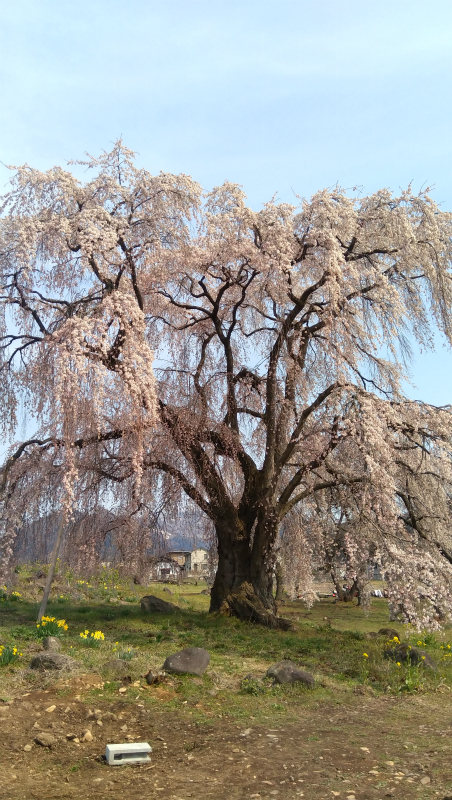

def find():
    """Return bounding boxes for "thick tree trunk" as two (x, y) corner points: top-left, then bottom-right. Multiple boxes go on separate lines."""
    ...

(209, 514), (293, 630)
(333, 574), (358, 603)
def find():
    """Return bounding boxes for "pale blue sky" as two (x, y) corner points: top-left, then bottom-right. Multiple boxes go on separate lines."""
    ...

(1, 0), (452, 408)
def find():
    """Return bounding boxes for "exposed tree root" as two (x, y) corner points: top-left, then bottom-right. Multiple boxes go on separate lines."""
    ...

(219, 581), (294, 630)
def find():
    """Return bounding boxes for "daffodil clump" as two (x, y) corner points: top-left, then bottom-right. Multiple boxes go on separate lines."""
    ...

(79, 629), (105, 648)
(36, 616), (68, 638)
(117, 646), (136, 661)
(440, 643), (452, 661)
(0, 645), (22, 666)
(0, 587), (22, 602)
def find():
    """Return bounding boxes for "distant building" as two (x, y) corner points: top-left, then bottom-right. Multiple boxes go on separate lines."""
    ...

(145, 556), (182, 583)
(167, 550), (191, 569)
(186, 547), (210, 577)
(144, 546), (216, 583)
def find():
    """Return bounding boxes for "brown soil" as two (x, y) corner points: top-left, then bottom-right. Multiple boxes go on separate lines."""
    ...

(1, 686), (451, 800)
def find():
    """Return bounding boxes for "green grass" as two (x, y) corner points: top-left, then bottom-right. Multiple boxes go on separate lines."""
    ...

(1, 566), (452, 722)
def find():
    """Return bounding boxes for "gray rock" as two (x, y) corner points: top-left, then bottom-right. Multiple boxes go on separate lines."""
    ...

(378, 628), (400, 639)
(140, 594), (177, 613)
(162, 587), (173, 595)
(266, 660), (315, 686)
(29, 652), (77, 671)
(200, 588), (211, 595)
(384, 642), (437, 670)
(163, 647), (210, 677)
(42, 636), (62, 652)
(35, 733), (56, 747)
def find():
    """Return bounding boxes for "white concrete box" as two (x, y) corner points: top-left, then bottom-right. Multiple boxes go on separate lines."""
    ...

(105, 742), (152, 765)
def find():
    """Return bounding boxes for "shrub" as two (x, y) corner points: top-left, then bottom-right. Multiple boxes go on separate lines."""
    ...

(240, 676), (265, 695)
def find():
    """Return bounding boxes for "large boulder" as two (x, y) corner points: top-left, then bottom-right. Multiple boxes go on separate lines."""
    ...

(140, 595), (177, 613)
(266, 660), (315, 686)
(163, 647), (210, 677)
(384, 642), (437, 670)
(29, 652), (78, 671)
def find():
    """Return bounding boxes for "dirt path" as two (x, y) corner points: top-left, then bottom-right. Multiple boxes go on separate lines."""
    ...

(1, 689), (451, 800)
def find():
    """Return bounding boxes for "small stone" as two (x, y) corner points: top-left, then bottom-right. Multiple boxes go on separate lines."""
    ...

(385, 761), (395, 766)
(24, 744), (32, 752)
(96, 719), (103, 726)
(266, 661), (315, 686)
(118, 687), (127, 693)
(360, 746), (370, 752)
(29, 652), (78, 671)
(420, 776), (431, 785)
(42, 636), (62, 652)
(45, 705), (56, 713)
(121, 724), (128, 732)
(384, 643), (437, 670)
(81, 730), (93, 742)
(35, 733), (56, 747)
(163, 647), (210, 677)
(66, 733), (78, 740)
(140, 594), (177, 613)
(378, 628), (400, 639)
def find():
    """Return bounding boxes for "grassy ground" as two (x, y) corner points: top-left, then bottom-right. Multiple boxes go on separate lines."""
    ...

(1, 567), (452, 799)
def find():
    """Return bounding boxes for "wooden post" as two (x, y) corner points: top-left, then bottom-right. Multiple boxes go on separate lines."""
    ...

(37, 512), (66, 622)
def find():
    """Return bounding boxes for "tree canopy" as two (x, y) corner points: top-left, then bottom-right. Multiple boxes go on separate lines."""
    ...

(2, 142), (452, 627)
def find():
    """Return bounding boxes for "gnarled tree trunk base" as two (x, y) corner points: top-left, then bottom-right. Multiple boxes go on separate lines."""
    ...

(217, 581), (294, 631)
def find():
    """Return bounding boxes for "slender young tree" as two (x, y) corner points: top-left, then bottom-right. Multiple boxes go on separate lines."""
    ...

(2, 142), (452, 628)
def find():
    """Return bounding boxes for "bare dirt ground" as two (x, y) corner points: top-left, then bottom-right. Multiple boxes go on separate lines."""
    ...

(1, 684), (451, 800)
